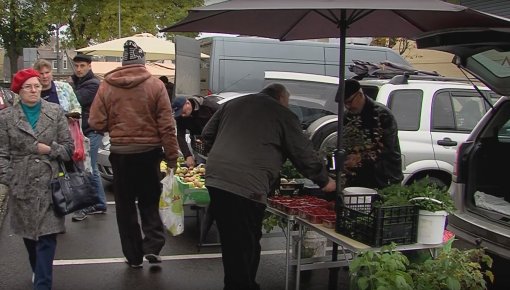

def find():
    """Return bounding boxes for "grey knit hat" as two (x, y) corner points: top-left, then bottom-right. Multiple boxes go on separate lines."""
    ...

(122, 40), (145, 66)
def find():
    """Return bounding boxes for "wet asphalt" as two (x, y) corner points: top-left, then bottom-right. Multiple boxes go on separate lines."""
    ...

(0, 181), (344, 290)
(1, 180), (508, 290)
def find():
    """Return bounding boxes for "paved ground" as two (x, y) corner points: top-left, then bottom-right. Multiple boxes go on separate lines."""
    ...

(0, 181), (346, 290)
(0, 181), (508, 290)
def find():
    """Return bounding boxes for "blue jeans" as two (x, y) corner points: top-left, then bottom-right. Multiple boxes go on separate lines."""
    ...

(87, 132), (107, 210)
(23, 234), (57, 290)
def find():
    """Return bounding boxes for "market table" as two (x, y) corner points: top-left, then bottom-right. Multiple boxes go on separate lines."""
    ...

(265, 206), (297, 290)
(294, 216), (444, 290)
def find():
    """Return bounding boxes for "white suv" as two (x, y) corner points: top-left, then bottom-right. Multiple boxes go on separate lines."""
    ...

(303, 73), (499, 188)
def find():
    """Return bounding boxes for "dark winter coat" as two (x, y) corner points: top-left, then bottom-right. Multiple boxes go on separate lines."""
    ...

(202, 93), (330, 204)
(72, 70), (100, 135)
(343, 97), (403, 188)
(176, 95), (220, 158)
(0, 100), (74, 240)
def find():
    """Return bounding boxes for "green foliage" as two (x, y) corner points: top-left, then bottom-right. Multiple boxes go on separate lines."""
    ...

(261, 212), (286, 234)
(0, 0), (51, 73)
(409, 247), (493, 290)
(350, 245), (493, 290)
(280, 160), (303, 179)
(377, 178), (455, 213)
(48, 0), (204, 50)
(349, 243), (414, 290)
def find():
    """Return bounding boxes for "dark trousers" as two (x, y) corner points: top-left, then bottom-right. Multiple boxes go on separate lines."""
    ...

(23, 234), (57, 290)
(207, 187), (266, 290)
(109, 149), (166, 264)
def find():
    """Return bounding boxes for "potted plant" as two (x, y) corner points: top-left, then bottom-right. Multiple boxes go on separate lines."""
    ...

(349, 244), (494, 290)
(409, 247), (494, 290)
(406, 179), (455, 244)
(378, 179), (455, 244)
(349, 243), (414, 290)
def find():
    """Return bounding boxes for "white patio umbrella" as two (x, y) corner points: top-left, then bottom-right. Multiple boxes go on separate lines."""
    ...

(76, 33), (176, 61)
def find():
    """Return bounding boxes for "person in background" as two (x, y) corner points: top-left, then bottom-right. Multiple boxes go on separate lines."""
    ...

(159, 75), (174, 103)
(89, 40), (179, 268)
(342, 79), (403, 188)
(201, 83), (336, 290)
(69, 53), (107, 221)
(0, 68), (74, 290)
(172, 95), (219, 167)
(33, 59), (81, 116)
(0, 86), (15, 110)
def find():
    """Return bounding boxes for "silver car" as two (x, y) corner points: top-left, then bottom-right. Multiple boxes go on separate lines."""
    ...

(416, 28), (510, 260)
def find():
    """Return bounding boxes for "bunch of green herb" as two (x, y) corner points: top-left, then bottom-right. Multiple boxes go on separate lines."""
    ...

(409, 247), (493, 290)
(349, 243), (414, 290)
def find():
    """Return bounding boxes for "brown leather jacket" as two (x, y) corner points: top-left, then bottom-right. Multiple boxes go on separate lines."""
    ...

(89, 64), (179, 164)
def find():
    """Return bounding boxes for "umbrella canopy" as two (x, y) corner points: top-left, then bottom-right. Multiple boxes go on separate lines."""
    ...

(76, 33), (176, 61)
(161, 0), (510, 207)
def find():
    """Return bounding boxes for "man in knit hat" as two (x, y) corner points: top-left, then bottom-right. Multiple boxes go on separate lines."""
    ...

(342, 79), (403, 188)
(89, 40), (179, 268)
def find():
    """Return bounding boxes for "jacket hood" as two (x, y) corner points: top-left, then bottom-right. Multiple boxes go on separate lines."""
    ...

(104, 64), (151, 89)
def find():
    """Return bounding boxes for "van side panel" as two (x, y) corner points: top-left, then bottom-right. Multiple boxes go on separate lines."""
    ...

(202, 37), (410, 94)
(175, 35), (201, 97)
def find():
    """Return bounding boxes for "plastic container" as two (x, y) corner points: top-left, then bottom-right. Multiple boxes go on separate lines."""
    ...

(342, 187), (378, 213)
(322, 216), (336, 229)
(416, 210), (447, 244)
(335, 204), (418, 247)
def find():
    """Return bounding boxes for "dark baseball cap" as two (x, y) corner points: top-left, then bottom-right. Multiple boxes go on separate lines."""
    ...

(172, 96), (187, 118)
(73, 54), (92, 63)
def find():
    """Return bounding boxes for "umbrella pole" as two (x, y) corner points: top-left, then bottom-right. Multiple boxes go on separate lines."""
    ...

(330, 9), (347, 290)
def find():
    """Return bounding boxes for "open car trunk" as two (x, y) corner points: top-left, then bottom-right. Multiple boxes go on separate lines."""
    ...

(416, 27), (510, 257)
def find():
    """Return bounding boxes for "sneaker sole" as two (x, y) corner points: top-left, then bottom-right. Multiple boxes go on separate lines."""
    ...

(144, 254), (162, 264)
(71, 216), (88, 222)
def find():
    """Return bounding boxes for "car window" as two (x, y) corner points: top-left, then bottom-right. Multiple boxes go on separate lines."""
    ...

(387, 89), (422, 131)
(432, 92), (455, 130)
(432, 90), (487, 132)
(451, 94), (486, 131)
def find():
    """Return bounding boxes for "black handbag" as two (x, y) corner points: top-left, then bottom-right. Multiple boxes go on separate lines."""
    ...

(50, 160), (99, 216)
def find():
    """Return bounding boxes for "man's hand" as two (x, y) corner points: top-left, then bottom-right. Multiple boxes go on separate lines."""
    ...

(185, 156), (196, 168)
(37, 142), (51, 155)
(321, 177), (336, 192)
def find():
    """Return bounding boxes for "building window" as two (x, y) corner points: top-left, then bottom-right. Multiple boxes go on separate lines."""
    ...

(63, 59), (68, 70)
(52, 60), (57, 69)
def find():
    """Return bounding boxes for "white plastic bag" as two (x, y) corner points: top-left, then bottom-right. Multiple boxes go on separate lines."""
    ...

(159, 169), (184, 236)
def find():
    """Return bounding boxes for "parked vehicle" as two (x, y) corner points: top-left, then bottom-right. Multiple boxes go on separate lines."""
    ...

(416, 28), (510, 259)
(304, 73), (499, 188)
(175, 35), (411, 96)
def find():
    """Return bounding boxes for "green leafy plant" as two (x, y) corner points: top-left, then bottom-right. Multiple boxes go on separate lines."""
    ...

(262, 212), (286, 233)
(349, 243), (414, 290)
(377, 178), (455, 213)
(409, 247), (493, 290)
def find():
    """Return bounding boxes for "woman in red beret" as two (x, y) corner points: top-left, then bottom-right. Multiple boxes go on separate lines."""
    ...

(0, 68), (74, 290)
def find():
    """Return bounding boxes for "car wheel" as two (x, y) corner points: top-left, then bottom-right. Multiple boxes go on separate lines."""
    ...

(310, 121), (338, 152)
(424, 176), (449, 189)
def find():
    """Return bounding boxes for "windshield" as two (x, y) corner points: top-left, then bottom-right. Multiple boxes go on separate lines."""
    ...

(263, 78), (338, 129)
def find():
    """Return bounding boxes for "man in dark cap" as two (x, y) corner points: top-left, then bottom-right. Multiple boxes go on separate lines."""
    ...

(172, 95), (219, 167)
(342, 79), (403, 188)
(69, 53), (107, 221)
(89, 40), (179, 268)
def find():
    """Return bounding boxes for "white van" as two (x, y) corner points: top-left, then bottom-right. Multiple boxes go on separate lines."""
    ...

(173, 36), (411, 97)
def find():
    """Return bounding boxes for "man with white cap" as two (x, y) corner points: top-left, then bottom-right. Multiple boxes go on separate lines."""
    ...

(89, 40), (179, 268)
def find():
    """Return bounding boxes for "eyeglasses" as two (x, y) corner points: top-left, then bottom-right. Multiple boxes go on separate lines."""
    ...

(21, 84), (42, 91)
(344, 91), (360, 106)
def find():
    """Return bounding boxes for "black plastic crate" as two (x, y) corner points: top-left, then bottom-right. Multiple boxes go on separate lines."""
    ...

(190, 136), (207, 157)
(335, 202), (418, 247)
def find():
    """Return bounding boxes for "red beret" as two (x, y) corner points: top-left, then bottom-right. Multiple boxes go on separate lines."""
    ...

(11, 68), (41, 94)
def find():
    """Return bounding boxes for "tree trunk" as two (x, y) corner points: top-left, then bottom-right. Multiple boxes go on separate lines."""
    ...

(6, 47), (20, 80)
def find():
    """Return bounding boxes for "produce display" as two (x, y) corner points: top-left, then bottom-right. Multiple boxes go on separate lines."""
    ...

(268, 195), (336, 228)
(174, 163), (206, 189)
